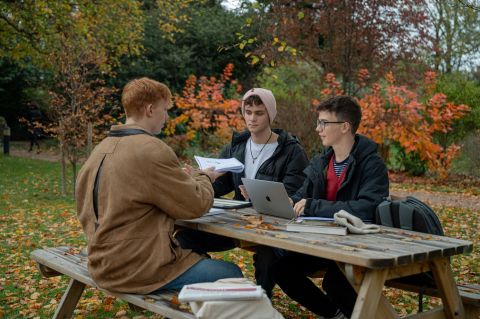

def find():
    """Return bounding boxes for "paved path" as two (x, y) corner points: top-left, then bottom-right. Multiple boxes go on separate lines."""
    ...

(391, 185), (480, 210)
(10, 148), (61, 162)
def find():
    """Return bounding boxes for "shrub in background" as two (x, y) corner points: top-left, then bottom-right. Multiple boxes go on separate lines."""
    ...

(164, 64), (245, 158)
(452, 131), (480, 177)
(257, 61), (324, 157)
(436, 73), (480, 142)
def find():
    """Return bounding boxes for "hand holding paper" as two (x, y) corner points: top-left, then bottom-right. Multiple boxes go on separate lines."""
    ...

(194, 156), (244, 173)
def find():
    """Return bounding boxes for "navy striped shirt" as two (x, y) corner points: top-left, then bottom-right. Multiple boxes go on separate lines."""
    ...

(333, 156), (350, 177)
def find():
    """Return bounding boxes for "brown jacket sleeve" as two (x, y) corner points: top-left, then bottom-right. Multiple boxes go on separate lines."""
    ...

(145, 140), (214, 220)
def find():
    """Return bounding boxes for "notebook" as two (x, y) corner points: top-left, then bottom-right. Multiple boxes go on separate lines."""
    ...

(241, 178), (296, 219)
(213, 198), (252, 209)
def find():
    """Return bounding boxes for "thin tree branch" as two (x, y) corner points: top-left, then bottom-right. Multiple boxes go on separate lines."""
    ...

(456, 0), (480, 11)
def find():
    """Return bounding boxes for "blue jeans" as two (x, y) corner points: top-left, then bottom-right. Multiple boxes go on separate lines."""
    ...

(175, 229), (285, 298)
(152, 258), (243, 293)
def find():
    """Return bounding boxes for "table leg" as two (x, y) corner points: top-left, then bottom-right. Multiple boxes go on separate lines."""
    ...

(53, 278), (86, 319)
(349, 268), (389, 319)
(340, 264), (398, 319)
(429, 258), (465, 319)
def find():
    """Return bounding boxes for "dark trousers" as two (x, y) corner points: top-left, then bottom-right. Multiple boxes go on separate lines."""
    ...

(271, 252), (357, 318)
(29, 131), (39, 151)
(175, 229), (283, 298)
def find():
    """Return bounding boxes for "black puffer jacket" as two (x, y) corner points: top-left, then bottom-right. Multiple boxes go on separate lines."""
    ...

(213, 129), (309, 200)
(291, 134), (389, 222)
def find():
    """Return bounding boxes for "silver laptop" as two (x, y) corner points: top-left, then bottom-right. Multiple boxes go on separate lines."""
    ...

(241, 178), (296, 219)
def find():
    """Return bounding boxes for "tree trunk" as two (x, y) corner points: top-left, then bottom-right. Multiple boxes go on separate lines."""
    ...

(71, 147), (77, 199)
(60, 142), (67, 196)
(71, 160), (77, 199)
(87, 122), (93, 156)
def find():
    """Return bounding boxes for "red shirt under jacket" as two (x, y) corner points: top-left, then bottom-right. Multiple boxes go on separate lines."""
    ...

(325, 156), (348, 201)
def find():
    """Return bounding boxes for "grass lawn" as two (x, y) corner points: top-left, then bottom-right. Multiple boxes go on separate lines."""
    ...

(0, 154), (478, 318)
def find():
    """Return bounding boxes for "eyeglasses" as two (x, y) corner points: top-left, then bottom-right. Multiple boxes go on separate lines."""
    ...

(316, 119), (346, 130)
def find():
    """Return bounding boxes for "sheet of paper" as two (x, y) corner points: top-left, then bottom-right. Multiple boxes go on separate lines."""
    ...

(194, 156), (244, 173)
(205, 208), (227, 216)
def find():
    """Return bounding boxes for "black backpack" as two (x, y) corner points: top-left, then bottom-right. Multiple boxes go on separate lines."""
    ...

(376, 195), (444, 236)
(376, 195), (445, 312)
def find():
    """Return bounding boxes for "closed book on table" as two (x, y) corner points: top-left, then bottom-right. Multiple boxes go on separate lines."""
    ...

(285, 218), (347, 235)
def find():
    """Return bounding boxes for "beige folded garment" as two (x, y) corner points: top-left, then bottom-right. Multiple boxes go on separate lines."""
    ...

(334, 210), (381, 234)
(187, 278), (284, 319)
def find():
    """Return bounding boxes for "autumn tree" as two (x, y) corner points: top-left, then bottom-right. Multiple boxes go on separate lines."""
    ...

(0, 1), (144, 195)
(239, 0), (430, 91)
(0, 1), (144, 70)
(46, 48), (119, 195)
(317, 70), (470, 177)
(165, 64), (245, 157)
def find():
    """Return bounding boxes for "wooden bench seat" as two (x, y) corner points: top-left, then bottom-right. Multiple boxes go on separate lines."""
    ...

(30, 246), (195, 319)
(386, 279), (480, 318)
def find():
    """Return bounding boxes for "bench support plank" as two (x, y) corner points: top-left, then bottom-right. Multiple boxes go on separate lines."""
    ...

(406, 307), (446, 319)
(430, 258), (465, 319)
(53, 278), (86, 319)
(31, 248), (195, 319)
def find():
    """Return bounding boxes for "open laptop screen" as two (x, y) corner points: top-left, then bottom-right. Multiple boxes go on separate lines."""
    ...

(241, 178), (296, 219)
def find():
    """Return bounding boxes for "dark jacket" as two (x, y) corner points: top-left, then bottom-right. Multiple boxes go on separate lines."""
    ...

(292, 134), (389, 222)
(213, 128), (309, 200)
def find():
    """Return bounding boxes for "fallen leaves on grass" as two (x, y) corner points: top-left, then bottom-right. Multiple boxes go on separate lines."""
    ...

(0, 157), (478, 318)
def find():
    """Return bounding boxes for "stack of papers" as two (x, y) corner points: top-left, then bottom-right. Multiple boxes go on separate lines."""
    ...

(194, 156), (244, 173)
(178, 282), (263, 301)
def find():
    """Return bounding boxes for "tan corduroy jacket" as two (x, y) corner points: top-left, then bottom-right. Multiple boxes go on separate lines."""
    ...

(76, 124), (213, 294)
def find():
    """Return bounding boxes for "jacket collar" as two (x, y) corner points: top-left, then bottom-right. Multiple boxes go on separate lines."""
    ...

(231, 128), (299, 148)
(109, 124), (152, 134)
(318, 134), (378, 164)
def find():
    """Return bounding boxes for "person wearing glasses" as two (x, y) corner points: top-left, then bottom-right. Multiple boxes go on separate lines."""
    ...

(271, 95), (389, 319)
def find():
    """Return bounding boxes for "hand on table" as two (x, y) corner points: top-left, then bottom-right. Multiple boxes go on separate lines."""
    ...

(293, 198), (306, 217)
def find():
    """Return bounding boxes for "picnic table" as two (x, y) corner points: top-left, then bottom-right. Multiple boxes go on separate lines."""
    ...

(176, 208), (474, 319)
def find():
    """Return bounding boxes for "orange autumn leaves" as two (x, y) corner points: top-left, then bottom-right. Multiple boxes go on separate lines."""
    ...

(319, 70), (469, 177)
(165, 63), (246, 148)
(167, 64), (468, 176)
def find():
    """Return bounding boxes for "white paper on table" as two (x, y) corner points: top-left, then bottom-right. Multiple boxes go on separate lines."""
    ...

(205, 208), (227, 216)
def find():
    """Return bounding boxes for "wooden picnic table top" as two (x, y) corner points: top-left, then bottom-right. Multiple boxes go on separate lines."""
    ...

(176, 208), (473, 269)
